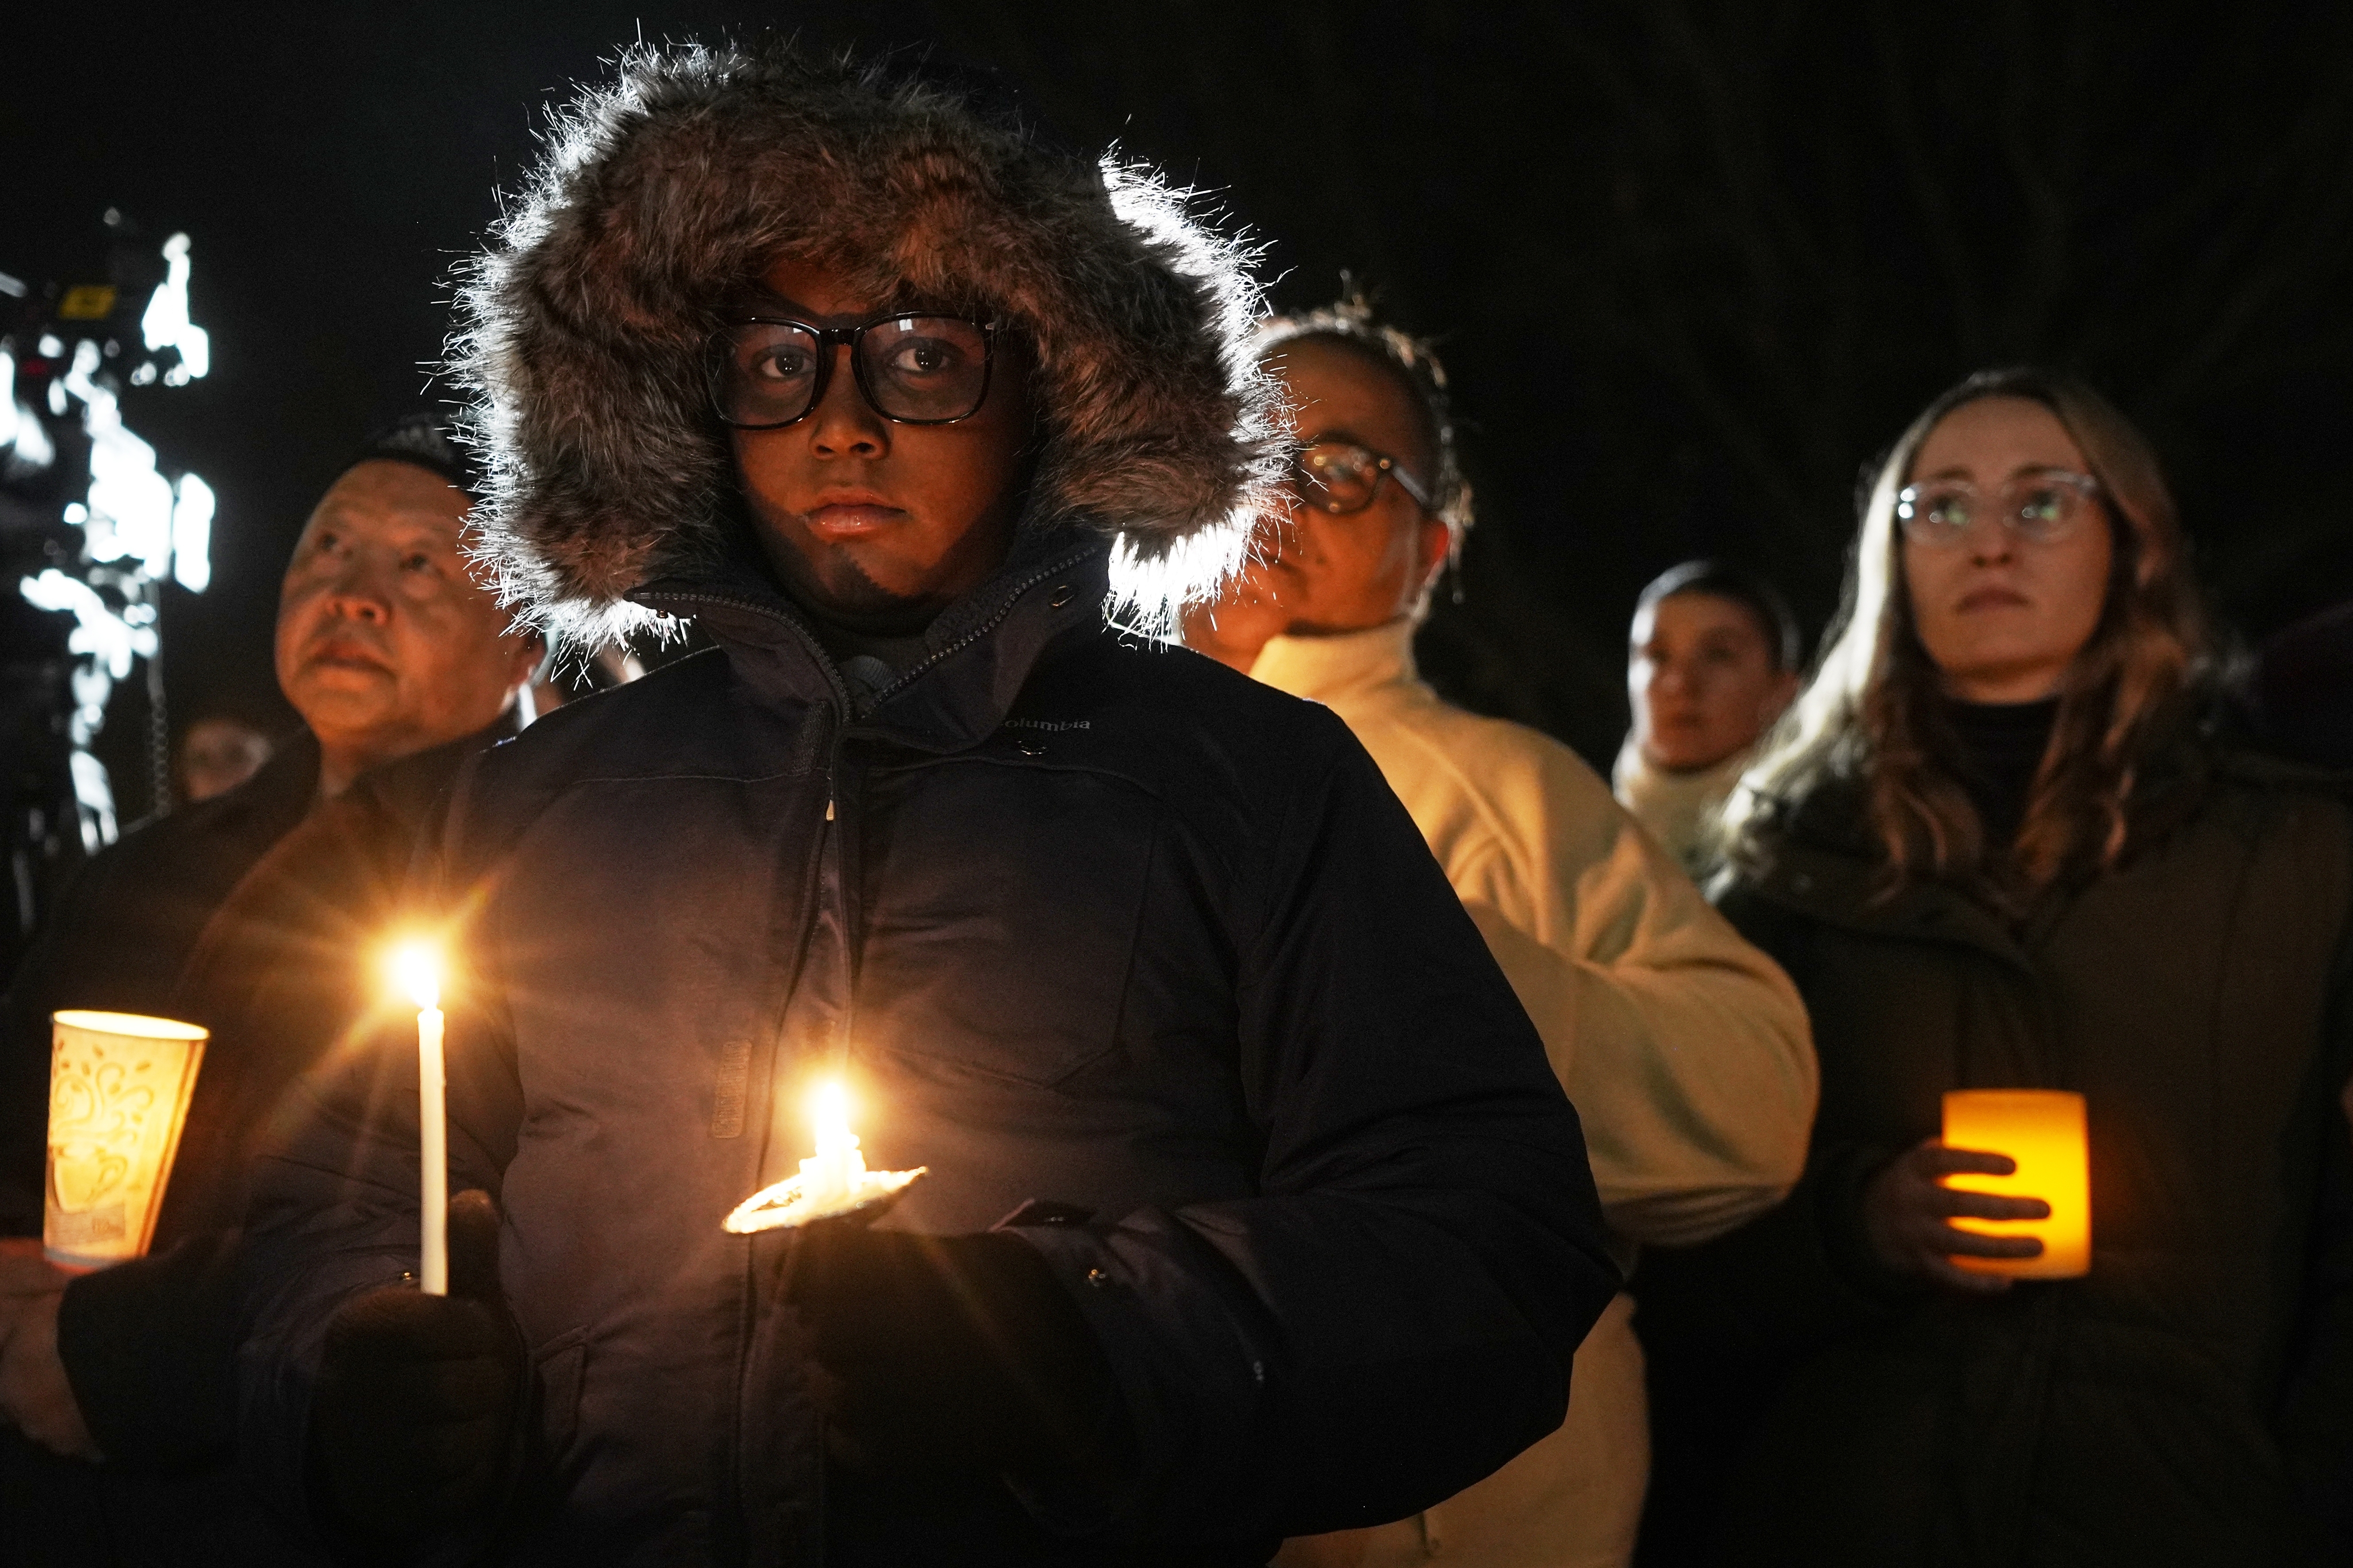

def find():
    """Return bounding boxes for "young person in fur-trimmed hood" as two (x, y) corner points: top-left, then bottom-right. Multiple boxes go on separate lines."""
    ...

(234, 41), (1618, 1568)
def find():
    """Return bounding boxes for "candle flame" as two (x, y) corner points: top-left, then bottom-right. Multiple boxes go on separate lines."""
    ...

(809, 1078), (857, 1156)
(722, 1073), (926, 1235)
(390, 942), (441, 1012)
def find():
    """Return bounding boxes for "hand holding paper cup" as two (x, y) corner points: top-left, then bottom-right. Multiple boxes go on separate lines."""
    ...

(44, 1011), (207, 1270)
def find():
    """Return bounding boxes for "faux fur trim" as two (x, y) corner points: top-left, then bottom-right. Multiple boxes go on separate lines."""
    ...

(451, 40), (1285, 647)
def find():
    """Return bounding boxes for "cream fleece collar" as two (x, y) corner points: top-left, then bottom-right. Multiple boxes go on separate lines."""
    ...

(1612, 735), (1750, 866)
(1245, 619), (1422, 705)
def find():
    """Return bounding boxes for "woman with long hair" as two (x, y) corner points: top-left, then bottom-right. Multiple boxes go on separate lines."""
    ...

(1634, 368), (2353, 1565)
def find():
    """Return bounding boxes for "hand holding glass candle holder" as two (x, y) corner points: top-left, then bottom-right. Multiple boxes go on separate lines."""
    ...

(724, 1078), (926, 1234)
(390, 942), (448, 1295)
(1940, 1089), (2092, 1279)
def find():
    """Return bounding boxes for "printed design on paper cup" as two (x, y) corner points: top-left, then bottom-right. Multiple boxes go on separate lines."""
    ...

(44, 1012), (207, 1267)
(48, 1047), (161, 1240)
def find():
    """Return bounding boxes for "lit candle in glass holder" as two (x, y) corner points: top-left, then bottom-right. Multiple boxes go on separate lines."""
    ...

(1941, 1089), (2092, 1279)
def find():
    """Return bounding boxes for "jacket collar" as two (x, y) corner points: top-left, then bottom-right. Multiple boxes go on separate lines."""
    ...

(632, 523), (1113, 756)
(341, 719), (517, 824)
(210, 718), (514, 829)
(1246, 618), (1421, 707)
(1611, 734), (1749, 819)
(1744, 818), (2038, 971)
(159, 719), (504, 956)
(1743, 724), (2225, 968)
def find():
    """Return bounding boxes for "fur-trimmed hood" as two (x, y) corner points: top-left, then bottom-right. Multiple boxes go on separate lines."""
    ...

(452, 40), (1284, 647)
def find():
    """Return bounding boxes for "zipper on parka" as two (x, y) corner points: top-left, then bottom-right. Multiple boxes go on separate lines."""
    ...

(636, 554), (1094, 1558)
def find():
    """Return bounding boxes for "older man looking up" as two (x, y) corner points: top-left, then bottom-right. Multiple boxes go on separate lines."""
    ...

(1184, 301), (1817, 1568)
(0, 415), (540, 1563)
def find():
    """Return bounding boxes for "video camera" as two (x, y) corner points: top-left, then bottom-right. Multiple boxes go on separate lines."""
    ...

(2, 207), (214, 977)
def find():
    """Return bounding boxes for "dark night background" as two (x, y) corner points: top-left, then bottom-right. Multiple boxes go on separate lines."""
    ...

(9, 0), (2352, 815)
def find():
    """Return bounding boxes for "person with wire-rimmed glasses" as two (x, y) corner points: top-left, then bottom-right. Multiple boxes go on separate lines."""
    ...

(1184, 297), (1816, 1568)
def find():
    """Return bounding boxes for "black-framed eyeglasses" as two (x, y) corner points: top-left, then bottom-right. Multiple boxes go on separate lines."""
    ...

(1287, 438), (1436, 515)
(1895, 470), (2103, 548)
(709, 314), (997, 428)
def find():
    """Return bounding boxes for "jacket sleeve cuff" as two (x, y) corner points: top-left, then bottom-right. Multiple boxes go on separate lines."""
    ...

(1005, 1212), (1273, 1536)
(235, 1248), (414, 1552)
(1812, 1142), (1930, 1305)
(57, 1230), (245, 1470)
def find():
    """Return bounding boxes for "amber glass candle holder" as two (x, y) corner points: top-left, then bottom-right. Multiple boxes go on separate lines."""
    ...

(1941, 1089), (2091, 1279)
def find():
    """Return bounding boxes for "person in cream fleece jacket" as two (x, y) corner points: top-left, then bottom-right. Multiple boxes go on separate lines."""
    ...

(1184, 299), (1818, 1568)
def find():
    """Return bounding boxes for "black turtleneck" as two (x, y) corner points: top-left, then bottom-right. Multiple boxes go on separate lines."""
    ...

(782, 589), (941, 711)
(1935, 695), (2060, 850)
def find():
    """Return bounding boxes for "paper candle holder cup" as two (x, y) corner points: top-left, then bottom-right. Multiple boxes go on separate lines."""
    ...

(45, 1010), (207, 1270)
(1940, 1089), (2091, 1279)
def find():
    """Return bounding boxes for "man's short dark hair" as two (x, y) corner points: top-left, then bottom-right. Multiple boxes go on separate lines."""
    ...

(344, 413), (474, 499)
(1635, 559), (1804, 672)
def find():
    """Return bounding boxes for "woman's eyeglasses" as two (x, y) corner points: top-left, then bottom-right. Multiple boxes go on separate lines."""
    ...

(709, 314), (996, 428)
(1287, 439), (1436, 516)
(1896, 470), (2102, 548)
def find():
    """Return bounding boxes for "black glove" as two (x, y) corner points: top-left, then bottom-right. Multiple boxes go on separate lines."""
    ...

(310, 1189), (523, 1541)
(783, 1223), (1124, 1487)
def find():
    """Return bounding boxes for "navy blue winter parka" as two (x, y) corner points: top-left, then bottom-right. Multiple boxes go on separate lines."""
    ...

(236, 539), (1617, 1565)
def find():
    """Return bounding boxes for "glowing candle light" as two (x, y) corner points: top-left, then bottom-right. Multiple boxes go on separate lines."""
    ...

(1941, 1089), (2092, 1279)
(391, 943), (447, 1296)
(799, 1079), (866, 1206)
(45, 1011), (208, 1270)
(723, 1072), (924, 1235)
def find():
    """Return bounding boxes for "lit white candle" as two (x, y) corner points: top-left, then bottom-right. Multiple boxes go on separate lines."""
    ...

(721, 1073), (924, 1235)
(393, 944), (447, 1296)
(799, 1079), (866, 1206)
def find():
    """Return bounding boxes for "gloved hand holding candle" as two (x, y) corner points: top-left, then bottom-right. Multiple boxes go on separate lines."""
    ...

(782, 1220), (1124, 1483)
(310, 1189), (524, 1540)
(730, 1077), (1123, 1486)
(16, 1008), (207, 1461)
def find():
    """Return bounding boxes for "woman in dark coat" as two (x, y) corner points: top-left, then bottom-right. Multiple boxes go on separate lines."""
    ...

(1635, 368), (2353, 1567)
